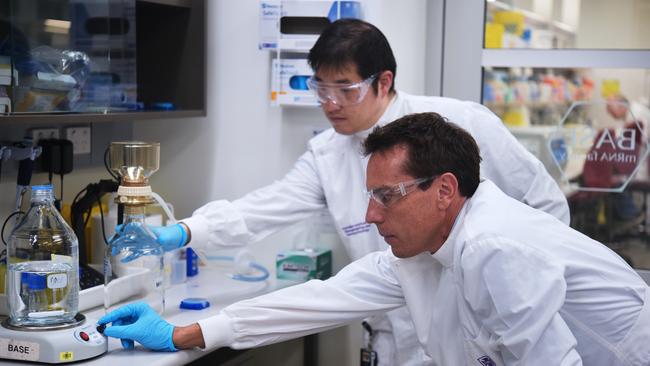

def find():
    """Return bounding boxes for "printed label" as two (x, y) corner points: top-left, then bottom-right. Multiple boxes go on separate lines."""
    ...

(47, 273), (68, 289)
(477, 355), (496, 366)
(0, 338), (40, 361)
(342, 222), (371, 237)
(60, 351), (74, 361)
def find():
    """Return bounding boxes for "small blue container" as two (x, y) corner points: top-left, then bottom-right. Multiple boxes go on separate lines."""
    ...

(186, 247), (199, 277)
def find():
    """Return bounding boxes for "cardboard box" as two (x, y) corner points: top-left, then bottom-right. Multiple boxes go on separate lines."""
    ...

(271, 58), (318, 106)
(259, 0), (363, 51)
(276, 248), (332, 281)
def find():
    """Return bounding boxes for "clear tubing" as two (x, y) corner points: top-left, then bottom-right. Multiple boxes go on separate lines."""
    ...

(150, 192), (177, 224)
(149, 192), (269, 282)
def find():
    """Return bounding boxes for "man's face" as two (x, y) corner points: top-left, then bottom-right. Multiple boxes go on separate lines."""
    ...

(313, 64), (387, 135)
(606, 102), (628, 120)
(365, 146), (445, 258)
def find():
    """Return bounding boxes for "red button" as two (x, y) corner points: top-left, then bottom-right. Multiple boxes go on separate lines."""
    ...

(80, 332), (89, 341)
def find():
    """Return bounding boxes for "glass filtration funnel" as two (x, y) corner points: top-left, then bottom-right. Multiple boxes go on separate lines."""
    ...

(109, 141), (160, 185)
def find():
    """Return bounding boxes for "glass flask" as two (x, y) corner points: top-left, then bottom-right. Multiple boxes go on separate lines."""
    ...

(104, 205), (164, 314)
(7, 185), (79, 327)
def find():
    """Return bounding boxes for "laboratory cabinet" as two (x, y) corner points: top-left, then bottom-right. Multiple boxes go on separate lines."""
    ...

(439, 0), (650, 271)
(0, 0), (205, 123)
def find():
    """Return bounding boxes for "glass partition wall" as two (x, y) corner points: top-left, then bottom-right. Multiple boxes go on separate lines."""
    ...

(442, 0), (650, 270)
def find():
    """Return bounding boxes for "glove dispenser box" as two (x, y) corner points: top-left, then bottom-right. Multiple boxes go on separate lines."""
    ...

(271, 58), (317, 106)
(259, 0), (363, 51)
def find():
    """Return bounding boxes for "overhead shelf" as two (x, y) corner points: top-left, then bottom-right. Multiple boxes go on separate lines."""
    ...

(0, 110), (206, 124)
(137, 0), (192, 8)
(487, 0), (576, 35)
(482, 49), (650, 68)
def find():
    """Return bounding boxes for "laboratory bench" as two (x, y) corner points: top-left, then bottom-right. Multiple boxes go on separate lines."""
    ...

(2, 267), (312, 366)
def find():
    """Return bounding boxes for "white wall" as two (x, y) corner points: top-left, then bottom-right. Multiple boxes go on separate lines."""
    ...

(132, 1), (427, 365)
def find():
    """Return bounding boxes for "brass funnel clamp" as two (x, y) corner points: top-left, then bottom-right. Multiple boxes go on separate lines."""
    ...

(108, 142), (160, 206)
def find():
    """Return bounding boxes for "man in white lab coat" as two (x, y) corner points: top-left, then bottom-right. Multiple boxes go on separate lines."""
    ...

(100, 112), (649, 365)
(152, 19), (569, 365)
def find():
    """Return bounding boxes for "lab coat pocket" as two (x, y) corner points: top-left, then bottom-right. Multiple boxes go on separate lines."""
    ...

(463, 326), (504, 366)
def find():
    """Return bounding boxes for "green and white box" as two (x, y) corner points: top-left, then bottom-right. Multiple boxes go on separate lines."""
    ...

(276, 248), (332, 282)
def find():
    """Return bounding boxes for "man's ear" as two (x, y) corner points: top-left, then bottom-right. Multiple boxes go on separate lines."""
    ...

(378, 71), (393, 97)
(436, 173), (459, 209)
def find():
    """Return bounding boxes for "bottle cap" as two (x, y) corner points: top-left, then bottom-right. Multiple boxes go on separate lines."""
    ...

(31, 184), (53, 191)
(179, 297), (210, 310)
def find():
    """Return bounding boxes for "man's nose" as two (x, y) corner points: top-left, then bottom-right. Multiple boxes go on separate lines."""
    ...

(321, 97), (341, 111)
(365, 199), (384, 224)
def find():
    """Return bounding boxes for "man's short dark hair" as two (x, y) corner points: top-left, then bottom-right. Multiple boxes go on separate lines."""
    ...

(308, 19), (396, 93)
(363, 112), (482, 197)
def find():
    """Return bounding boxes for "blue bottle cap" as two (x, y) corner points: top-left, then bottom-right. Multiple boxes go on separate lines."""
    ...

(180, 297), (210, 310)
(31, 184), (53, 191)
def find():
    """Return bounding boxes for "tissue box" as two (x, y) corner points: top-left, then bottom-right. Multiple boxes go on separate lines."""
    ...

(276, 248), (332, 282)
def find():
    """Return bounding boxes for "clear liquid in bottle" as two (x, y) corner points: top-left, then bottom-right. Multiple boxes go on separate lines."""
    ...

(7, 185), (79, 327)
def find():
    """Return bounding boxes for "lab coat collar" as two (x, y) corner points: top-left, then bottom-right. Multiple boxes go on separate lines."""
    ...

(353, 91), (400, 140)
(430, 180), (483, 268)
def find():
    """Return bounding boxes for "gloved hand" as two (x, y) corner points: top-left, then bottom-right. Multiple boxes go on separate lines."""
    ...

(98, 302), (177, 352)
(114, 223), (187, 252)
(151, 224), (187, 252)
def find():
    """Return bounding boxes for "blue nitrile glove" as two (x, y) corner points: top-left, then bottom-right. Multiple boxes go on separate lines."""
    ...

(114, 223), (187, 252)
(98, 302), (177, 352)
(151, 224), (187, 252)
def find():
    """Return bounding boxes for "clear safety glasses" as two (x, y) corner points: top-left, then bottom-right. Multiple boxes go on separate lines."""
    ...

(365, 176), (436, 208)
(306, 74), (377, 106)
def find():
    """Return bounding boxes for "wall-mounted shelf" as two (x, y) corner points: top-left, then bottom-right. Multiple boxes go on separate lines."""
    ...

(139, 0), (192, 8)
(0, 110), (205, 124)
(0, 0), (205, 122)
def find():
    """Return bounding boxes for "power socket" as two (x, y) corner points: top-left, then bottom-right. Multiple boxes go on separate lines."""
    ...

(32, 128), (60, 145)
(65, 126), (92, 155)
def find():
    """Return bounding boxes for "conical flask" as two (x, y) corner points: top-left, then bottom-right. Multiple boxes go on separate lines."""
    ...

(7, 185), (79, 327)
(104, 205), (164, 314)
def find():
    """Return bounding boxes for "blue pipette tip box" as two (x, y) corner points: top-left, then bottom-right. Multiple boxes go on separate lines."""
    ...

(180, 297), (210, 310)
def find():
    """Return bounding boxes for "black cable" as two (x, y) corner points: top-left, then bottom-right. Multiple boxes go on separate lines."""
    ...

(2, 211), (25, 246)
(72, 186), (88, 208)
(83, 206), (93, 229)
(94, 192), (109, 245)
(104, 147), (119, 180)
(60, 174), (64, 202)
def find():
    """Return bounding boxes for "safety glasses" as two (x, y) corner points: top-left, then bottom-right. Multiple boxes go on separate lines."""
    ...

(306, 74), (377, 107)
(365, 176), (436, 208)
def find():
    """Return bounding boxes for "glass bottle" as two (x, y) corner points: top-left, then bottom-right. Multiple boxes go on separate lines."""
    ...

(7, 185), (79, 327)
(104, 205), (164, 314)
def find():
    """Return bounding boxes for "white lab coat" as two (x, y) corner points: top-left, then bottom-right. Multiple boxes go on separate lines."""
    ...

(183, 91), (570, 365)
(198, 180), (650, 366)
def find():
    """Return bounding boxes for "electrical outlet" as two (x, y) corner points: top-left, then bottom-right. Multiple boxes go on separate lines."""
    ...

(32, 128), (60, 145)
(65, 126), (92, 155)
